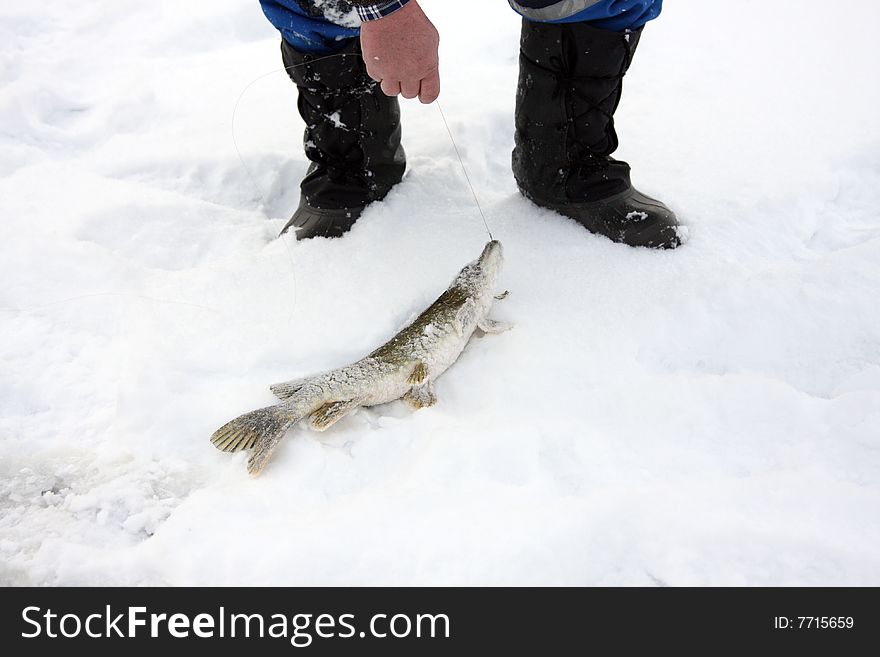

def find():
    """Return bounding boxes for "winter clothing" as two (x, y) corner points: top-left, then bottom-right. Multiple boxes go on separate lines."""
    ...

(259, 0), (360, 54)
(512, 19), (679, 248)
(262, 0), (663, 54)
(353, 0), (412, 22)
(261, 0), (678, 247)
(508, 0), (662, 32)
(279, 38), (406, 239)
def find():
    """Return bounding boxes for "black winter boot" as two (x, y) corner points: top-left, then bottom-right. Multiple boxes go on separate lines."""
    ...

(280, 38), (406, 239)
(513, 20), (681, 249)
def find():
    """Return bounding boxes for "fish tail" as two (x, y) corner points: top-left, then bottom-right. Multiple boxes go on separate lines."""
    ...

(210, 405), (301, 476)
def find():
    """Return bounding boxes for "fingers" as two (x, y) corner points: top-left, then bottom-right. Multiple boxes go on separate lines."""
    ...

(400, 79), (421, 100)
(419, 69), (440, 104)
(380, 78), (401, 96)
(358, 2), (440, 103)
(376, 73), (441, 103)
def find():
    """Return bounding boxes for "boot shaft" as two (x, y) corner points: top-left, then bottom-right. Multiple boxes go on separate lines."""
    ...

(281, 38), (405, 209)
(513, 20), (641, 204)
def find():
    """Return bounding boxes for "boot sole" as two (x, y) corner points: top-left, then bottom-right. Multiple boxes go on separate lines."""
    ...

(522, 187), (684, 250)
(280, 200), (365, 240)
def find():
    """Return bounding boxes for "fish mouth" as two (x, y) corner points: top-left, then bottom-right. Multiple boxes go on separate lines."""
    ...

(479, 240), (503, 264)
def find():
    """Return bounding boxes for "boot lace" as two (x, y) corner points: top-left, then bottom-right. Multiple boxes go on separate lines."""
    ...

(299, 79), (382, 185)
(524, 33), (633, 170)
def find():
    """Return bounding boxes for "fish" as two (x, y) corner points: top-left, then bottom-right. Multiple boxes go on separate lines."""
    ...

(210, 240), (511, 476)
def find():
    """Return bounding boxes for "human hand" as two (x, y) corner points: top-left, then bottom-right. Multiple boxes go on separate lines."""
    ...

(360, 1), (440, 103)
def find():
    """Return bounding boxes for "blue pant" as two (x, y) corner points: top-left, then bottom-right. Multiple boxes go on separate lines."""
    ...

(260, 0), (662, 54)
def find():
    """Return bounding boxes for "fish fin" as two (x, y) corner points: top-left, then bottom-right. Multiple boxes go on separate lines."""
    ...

(454, 298), (477, 337)
(308, 397), (364, 432)
(478, 317), (514, 334)
(403, 382), (436, 410)
(494, 290), (510, 301)
(269, 377), (311, 400)
(407, 361), (429, 385)
(210, 405), (299, 476)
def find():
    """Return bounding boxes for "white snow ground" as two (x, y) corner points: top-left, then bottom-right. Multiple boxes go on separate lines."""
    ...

(2, 0), (880, 586)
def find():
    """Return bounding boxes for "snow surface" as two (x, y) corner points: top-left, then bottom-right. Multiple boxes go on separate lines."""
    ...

(2, 0), (880, 586)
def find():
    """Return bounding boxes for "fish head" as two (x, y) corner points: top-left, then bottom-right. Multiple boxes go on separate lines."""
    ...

(478, 240), (504, 273)
(477, 240), (504, 290)
(451, 240), (504, 297)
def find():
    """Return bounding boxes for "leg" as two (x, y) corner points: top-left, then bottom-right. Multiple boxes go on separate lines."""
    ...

(508, 1), (681, 249)
(260, 1), (406, 239)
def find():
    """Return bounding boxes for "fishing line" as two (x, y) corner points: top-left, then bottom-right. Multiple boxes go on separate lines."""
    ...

(233, 54), (494, 242)
(231, 53), (352, 208)
(232, 52), (397, 326)
(231, 53), (496, 324)
(435, 101), (494, 241)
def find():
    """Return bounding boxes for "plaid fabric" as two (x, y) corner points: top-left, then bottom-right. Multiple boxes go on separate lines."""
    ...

(354, 0), (411, 21)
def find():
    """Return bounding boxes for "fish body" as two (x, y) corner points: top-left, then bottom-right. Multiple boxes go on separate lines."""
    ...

(211, 240), (509, 475)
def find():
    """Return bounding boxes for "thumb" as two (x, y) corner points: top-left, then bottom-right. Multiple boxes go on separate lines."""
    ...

(419, 68), (440, 104)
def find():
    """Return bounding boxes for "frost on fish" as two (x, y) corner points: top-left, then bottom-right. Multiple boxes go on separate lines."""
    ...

(211, 241), (509, 476)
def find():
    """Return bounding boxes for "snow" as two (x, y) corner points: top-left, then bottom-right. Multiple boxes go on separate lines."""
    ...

(313, 0), (362, 29)
(2, 0), (880, 586)
(625, 210), (648, 222)
(326, 111), (346, 129)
